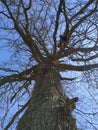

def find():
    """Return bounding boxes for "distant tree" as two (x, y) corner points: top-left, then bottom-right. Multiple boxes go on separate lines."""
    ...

(0, 0), (98, 130)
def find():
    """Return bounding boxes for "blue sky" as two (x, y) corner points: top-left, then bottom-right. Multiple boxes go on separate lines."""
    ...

(0, 0), (98, 130)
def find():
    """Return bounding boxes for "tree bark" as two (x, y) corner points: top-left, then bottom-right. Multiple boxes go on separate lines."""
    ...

(17, 64), (78, 130)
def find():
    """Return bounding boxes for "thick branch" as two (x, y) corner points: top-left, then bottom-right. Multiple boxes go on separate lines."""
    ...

(70, 0), (96, 22)
(49, 44), (98, 62)
(75, 46), (98, 53)
(53, 0), (64, 54)
(71, 8), (97, 34)
(58, 63), (98, 71)
(0, 66), (37, 86)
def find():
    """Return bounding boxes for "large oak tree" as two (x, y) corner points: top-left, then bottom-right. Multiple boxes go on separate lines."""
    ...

(0, 0), (98, 130)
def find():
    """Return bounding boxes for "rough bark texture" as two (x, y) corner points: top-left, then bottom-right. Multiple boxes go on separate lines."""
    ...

(17, 64), (78, 130)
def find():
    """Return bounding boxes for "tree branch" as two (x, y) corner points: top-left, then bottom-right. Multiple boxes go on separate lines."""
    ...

(71, 8), (97, 34)
(71, 53), (98, 62)
(4, 99), (30, 130)
(0, 66), (37, 86)
(1, 0), (45, 63)
(58, 63), (98, 71)
(70, 0), (96, 22)
(53, 0), (64, 54)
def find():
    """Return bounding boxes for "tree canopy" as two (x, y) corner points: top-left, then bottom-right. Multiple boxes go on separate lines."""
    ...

(0, 0), (98, 130)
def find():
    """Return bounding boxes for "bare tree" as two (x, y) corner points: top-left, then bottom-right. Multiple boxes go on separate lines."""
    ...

(0, 0), (98, 130)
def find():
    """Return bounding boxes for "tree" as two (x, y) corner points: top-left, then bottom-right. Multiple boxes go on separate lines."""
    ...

(0, 0), (98, 130)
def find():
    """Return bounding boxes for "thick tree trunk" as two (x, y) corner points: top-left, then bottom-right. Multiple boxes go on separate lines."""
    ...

(17, 65), (78, 130)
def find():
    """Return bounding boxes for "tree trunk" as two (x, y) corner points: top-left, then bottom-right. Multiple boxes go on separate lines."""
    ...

(17, 64), (78, 130)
